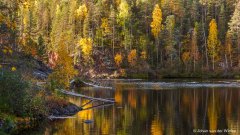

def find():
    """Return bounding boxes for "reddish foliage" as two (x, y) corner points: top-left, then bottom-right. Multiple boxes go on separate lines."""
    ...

(48, 51), (58, 68)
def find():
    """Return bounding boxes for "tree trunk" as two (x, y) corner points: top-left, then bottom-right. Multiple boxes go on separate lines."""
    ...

(101, 31), (104, 51)
(124, 21), (127, 50)
(193, 57), (196, 72)
(112, 23), (115, 56)
(238, 36), (240, 68)
(160, 50), (163, 66)
(213, 56), (215, 71)
(156, 39), (159, 68)
(230, 52), (233, 68)
(202, 6), (209, 70)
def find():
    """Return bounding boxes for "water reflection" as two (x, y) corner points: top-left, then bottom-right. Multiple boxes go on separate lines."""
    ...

(20, 81), (240, 135)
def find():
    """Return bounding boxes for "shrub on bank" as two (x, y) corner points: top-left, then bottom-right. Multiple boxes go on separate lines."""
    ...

(0, 70), (47, 118)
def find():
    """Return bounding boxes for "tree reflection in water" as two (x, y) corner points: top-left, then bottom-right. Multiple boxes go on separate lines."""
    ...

(19, 81), (240, 135)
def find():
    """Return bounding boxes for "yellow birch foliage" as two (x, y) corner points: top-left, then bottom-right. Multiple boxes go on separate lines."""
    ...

(128, 49), (137, 66)
(207, 19), (220, 60)
(76, 4), (88, 19)
(101, 18), (111, 36)
(11, 67), (17, 72)
(48, 44), (77, 89)
(79, 38), (93, 58)
(140, 51), (147, 60)
(182, 51), (190, 64)
(22, 1), (30, 29)
(114, 53), (123, 67)
(150, 4), (163, 38)
(118, 0), (130, 20)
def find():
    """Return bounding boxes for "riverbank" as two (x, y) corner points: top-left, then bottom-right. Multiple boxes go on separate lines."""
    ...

(0, 101), (80, 134)
(125, 68), (240, 80)
(0, 53), (81, 134)
(1, 49), (240, 135)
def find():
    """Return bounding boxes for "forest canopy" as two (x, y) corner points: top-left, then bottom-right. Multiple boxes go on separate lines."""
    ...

(1, 0), (240, 78)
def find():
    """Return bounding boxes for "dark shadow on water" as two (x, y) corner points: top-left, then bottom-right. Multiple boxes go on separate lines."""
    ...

(15, 80), (240, 135)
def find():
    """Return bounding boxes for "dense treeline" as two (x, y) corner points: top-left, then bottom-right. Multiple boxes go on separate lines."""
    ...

(1, 0), (240, 79)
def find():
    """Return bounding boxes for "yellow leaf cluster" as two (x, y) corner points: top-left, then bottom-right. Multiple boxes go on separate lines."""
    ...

(114, 53), (123, 67)
(101, 18), (111, 35)
(56, 4), (61, 16)
(0, 13), (16, 30)
(182, 51), (190, 64)
(79, 38), (93, 58)
(118, 0), (130, 20)
(23, 1), (30, 9)
(150, 4), (162, 38)
(128, 49), (137, 66)
(11, 67), (17, 72)
(2, 46), (13, 55)
(76, 4), (88, 19)
(140, 51), (147, 60)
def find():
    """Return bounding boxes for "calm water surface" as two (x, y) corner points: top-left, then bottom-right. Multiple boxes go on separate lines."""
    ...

(18, 79), (240, 135)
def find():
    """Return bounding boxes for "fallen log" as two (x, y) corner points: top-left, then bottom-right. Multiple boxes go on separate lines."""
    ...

(48, 115), (76, 120)
(59, 89), (115, 103)
(71, 79), (113, 89)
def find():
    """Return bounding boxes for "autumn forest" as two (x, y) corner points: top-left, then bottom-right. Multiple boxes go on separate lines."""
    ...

(1, 0), (240, 134)
(1, 0), (240, 79)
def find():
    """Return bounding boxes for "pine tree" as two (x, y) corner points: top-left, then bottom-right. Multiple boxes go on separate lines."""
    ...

(225, 31), (233, 68)
(50, 4), (62, 51)
(191, 23), (200, 72)
(118, 0), (131, 50)
(219, 4), (227, 43)
(165, 15), (176, 66)
(229, 1), (240, 67)
(109, 6), (116, 56)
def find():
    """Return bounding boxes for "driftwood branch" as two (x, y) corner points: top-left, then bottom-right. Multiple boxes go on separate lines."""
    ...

(48, 115), (76, 120)
(77, 79), (113, 89)
(59, 89), (115, 103)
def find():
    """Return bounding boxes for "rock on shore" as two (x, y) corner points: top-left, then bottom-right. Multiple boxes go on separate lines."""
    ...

(49, 103), (82, 116)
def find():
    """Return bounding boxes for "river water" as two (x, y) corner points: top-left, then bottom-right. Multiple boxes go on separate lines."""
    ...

(18, 79), (240, 135)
